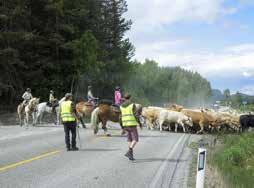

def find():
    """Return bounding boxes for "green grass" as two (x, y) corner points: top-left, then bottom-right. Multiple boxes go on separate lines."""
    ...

(212, 132), (254, 188)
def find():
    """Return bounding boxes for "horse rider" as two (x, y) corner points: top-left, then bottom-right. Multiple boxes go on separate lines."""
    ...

(22, 88), (33, 106)
(87, 85), (98, 106)
(49, 90), (57, 113)
(60, 93), (79, 151)
(114, 86), (122, 106)
(120, 93), (142, 161)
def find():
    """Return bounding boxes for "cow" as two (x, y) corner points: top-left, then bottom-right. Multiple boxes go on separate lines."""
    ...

(240, 114), (254, 131)
(141, 107), (164, 130)
(158, 110), (193, 132)
(168, 104), (184, 112)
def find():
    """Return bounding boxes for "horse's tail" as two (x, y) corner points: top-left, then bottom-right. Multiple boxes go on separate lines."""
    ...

(91, 107), (100, 129)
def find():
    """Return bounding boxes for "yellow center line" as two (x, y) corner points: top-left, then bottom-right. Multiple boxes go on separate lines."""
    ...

(0, 150), (61, 173)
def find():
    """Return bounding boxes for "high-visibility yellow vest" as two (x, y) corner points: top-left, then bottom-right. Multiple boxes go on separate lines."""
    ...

(120, 104), (138, 127)
(60, 101), (76, 122)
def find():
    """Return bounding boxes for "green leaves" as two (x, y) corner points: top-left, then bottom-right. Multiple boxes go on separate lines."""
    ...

(73, 31), (98, 76)
(123, 59), (211, 106)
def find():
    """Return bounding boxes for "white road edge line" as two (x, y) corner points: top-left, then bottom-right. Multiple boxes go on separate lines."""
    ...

(149, 134), (186, 188)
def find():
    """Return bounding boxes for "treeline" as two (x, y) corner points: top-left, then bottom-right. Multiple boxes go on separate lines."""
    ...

(0, 0), (211, 110)
(123, 59), (212, 106)
(0, 0), (133, 106)
(220, 89), (254, 111)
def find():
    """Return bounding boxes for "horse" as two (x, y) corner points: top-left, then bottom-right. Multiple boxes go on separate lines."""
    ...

(90, 101), (143, 136)
(76, 101), (96, 128)
(17, 98), (40, 127)
(35, 97), (65, 125)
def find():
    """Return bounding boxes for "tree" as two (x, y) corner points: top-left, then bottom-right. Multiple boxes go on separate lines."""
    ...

(232, 91), (242, 107)
(223, 89), (231, 106)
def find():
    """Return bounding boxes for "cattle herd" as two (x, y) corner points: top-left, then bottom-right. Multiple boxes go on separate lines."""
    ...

(141, 104), (254, 134)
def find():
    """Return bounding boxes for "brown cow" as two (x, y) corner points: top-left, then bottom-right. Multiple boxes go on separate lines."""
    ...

(141, 107), (163, 130)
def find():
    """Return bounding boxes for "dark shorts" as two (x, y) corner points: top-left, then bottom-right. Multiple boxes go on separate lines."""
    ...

(124, 127), (139, 142)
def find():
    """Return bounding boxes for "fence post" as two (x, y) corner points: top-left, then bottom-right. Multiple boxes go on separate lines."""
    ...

(196, 147), (207, 188)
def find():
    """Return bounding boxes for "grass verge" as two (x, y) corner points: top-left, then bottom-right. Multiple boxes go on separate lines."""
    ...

(211, 132), (254, 188)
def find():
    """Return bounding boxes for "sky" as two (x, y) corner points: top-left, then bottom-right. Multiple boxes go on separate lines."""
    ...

(124, 0), (254, 95)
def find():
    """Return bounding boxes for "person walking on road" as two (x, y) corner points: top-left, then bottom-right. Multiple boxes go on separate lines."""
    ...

(120, 94), (142, 160)
(60, 93), (79, 151)
(114, 86), (122, 106)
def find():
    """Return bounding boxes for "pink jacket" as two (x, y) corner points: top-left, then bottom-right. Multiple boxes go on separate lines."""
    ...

(114, 90), (122, 105)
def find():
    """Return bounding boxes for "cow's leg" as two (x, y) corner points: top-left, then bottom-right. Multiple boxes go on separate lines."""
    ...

(182, 123), (186, 133)
(149, 118), (154, 130)
(175, 123), (178, 132)
(154, 119), (160, 129)
(197, 121), (204, 134)
(147, 118), (153, 130)
(159, 119), (164, 132)
(179, 121), (185, 133)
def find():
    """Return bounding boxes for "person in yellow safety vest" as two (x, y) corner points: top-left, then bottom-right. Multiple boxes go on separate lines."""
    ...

(120, 93), (142, 160)
(60, 93), (79, 151)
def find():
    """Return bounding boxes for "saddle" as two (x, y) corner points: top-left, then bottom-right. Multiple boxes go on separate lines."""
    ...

(84, 102), (94, 107)
(99, 99), (113, 105)
(47, 101), (59, 108)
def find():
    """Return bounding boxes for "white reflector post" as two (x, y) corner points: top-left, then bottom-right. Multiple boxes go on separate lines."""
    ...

(196, 148), (207, 188)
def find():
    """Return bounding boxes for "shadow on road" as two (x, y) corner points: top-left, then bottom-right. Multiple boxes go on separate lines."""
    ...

(79, 148), (120, 152)
(34, 125), (62, 128)
(109, 134), (171, 138)
(133, 158), (188, 163)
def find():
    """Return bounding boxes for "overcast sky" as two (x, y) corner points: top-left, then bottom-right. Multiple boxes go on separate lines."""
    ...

(124, 0), (254, 95)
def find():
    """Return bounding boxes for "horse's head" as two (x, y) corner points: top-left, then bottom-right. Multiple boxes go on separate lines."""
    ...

(29, 98), (40, 108)
(135, 103), (143, 116)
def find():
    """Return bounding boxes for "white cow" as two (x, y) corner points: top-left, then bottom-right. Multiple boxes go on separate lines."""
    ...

(158, 110), (193, 132)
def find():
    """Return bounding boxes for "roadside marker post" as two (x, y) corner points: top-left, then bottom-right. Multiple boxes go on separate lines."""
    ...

(196, 147), (207, 188)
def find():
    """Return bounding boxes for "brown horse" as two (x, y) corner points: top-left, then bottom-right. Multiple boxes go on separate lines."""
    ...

(76, 101), (95, 128)
(90, 103), (142, 136)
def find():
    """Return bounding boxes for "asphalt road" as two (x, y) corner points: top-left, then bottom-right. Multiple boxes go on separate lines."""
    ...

(0, 123), (198, 188)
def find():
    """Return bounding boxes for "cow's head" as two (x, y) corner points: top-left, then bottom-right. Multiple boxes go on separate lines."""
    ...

(185, 117), (193, 127)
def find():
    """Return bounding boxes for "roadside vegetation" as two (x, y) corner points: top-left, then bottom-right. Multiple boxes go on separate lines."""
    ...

(211, 132), (254, 188)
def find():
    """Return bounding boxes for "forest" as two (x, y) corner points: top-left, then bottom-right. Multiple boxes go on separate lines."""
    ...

(0, 0), (211, 109)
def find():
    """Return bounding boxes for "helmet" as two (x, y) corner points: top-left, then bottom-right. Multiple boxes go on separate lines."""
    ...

(50, 90), (54, 94)
(26, 88), (31, 92)
(65, 93), (72, 99)
(115, 86), (120, 90)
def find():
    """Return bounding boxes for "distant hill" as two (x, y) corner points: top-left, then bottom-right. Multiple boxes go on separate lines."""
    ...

(211, 89), (225, 102)
(231, 92), (254, 103)
(211, 89), (254, 104)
